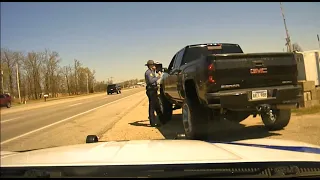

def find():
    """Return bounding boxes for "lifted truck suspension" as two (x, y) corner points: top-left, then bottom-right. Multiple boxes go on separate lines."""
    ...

(256, 104), (276, 122)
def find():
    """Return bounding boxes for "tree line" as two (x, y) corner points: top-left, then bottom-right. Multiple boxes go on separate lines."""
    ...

(1, 48), (147, 102)
(1, 48), (106, 102)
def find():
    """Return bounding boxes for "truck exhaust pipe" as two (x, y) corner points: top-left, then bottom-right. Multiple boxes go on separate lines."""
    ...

(256, 104), (271, 113)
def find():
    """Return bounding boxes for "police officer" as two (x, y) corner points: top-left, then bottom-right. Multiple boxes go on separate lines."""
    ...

(145, 60), (164, 127)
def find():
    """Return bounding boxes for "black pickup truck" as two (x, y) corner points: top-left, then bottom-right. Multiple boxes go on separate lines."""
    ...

(159, 43), (301, 140)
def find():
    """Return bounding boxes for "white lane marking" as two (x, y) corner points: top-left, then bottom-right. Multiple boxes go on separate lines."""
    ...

(68, 103), (83, 107)
(1, 117), (22, 124)
(0, 91), (144, 145)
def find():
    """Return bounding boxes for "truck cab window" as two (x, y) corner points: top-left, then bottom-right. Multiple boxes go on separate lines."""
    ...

(173, 48), (185, 69)
(208, 44), (243, 54)
(168, 54), (176, 71)
(181, 47), (205, 65)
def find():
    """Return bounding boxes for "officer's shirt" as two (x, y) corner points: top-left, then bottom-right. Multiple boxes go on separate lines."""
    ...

(145, 69), (159, 87)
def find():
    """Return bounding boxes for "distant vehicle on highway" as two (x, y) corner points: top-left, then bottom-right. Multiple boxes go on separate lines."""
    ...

(136, 82), (146, 87)
(107, 84), (121, 95)
(0, 94), (12, 108)
(159, 43), (301, 140)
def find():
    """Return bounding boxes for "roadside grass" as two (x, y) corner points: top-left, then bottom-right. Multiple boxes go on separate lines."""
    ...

(292, 105), (320, 116)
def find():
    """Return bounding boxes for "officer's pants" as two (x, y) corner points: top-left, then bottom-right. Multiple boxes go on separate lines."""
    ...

(146, 89), (162, 126)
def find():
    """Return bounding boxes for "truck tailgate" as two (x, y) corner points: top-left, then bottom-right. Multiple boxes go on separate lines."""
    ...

(208, 52), (297, 91)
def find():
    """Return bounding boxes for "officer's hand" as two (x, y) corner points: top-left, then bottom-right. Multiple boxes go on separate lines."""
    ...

(157, 71), (162, 75)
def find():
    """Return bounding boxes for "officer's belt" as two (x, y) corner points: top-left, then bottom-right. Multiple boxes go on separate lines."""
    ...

(146, 84), (158, 91)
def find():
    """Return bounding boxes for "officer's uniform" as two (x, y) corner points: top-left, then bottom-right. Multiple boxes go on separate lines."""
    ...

(145, 61), (163, 127)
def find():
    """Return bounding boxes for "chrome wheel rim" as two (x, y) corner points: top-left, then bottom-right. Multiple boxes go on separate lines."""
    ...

(182, 103), (192, 135)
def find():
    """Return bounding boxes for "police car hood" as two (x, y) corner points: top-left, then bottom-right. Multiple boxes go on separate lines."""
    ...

(1, 139), (320, 167)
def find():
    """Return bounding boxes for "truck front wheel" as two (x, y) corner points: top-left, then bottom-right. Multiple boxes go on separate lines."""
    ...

(261, 109), (291, 131)
(182, 98), (209, 140)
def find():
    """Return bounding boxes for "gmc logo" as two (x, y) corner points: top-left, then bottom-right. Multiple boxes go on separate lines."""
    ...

(250, 68), (268, 74)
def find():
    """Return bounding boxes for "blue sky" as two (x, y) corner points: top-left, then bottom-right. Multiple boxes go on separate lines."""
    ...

(1, 2), (319, 82)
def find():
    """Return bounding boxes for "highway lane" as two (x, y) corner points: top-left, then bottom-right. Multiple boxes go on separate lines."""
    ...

(1, 88), (140, 120)
(0, 89), (134, 115)
(0, 88), (144, 144)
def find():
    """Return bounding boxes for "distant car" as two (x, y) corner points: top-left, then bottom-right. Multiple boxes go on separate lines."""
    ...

(107, 84), (121, 95)
(0, 94), (12, 108)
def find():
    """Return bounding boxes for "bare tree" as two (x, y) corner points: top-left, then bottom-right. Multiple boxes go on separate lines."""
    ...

(292, 43), (303, 52)
(23, 52), (43, 99)
(1, 48), (16, 95)
(62, 65), (72, 95)
(43, 49), (61, 97)
(1, 48), (120, 100)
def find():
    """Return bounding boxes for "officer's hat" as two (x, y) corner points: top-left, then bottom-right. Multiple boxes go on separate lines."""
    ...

(145, 60), (155, 66)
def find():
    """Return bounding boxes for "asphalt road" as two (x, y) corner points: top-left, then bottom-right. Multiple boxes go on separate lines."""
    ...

(2, 87), (319, 152)
(0, 88), (144, 146)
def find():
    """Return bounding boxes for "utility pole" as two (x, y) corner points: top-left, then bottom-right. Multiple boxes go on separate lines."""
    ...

(110, 76), (113, 84)
(92, 78), (95, 93)
(280, 2), (292, 52)
(1, 70), (4, 94)
(16, 63), (21, 103)
(317, 34), (320, 49)
(74, 59), (78, 94)
(86, 73), (89, 94)
(65, 66), (70, 95)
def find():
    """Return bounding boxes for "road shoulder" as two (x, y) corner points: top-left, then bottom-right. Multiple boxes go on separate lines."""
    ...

(100, 98), (165, 141)
(100, 100), (320, 146)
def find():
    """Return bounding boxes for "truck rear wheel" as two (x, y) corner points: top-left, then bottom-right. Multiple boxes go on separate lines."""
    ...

(182, 98), (209, 140)
(261, 109), (291, 131)
(158, 93), (173, 122)
(6, 102), (11, 108)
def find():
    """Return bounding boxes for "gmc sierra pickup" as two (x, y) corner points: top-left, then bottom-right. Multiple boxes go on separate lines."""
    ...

(159, 43), (301, 140)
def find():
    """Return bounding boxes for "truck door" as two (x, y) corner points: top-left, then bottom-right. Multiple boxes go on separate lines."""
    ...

(166, 48), (185, 100)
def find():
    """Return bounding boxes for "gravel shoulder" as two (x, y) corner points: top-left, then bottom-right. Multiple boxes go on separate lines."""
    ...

(100, 99), (320, 146)
(100, 97), (164, 141)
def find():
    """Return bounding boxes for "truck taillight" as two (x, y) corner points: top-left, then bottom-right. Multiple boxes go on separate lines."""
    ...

(209, 76), (215, 83)
(208, 63), (215, 83)
(208, 63), (215, 71)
